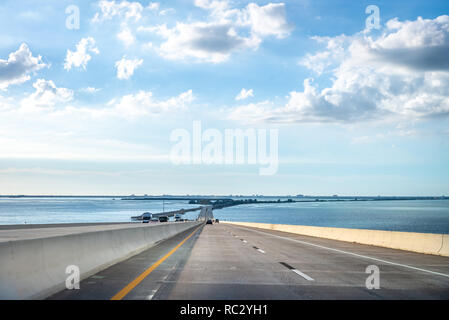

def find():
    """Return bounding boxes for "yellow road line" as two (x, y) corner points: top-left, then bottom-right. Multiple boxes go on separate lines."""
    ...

(110, 225), (202, 300)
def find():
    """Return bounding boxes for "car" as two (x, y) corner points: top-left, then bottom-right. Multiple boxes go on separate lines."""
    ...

(206, 219), (213, 225)
(158, 216), (169, 222)
(141, 212), (152, 220)
(215, 219), (219, 223)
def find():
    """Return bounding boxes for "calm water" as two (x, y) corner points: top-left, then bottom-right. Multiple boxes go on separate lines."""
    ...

(0, 198), (200, 225)
(213, 199), (449, 234)
(0, 198), (448, 234)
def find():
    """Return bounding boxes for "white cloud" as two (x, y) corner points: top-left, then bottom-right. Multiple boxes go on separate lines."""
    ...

(299, 35), (347, 74)
(92, 0), (144, 22)
(115, 57), (143, 79)
(242, 3), (292, 39)
(228, 100), (276, 123)
(144, 22), (260, 63)
(80, 87), (101, 94)
(21, 79), (74, 109)
(230, 15), (449, 124)
(194, 0), (229, 13)
(41, 89), (194, 120)
(0, 87), (194, 162)
(1, 82), (192, 120)
(148, 2), (160, 11)
(235, 88), (254, 100)
(139, 1), (291, 63)
(0, 43), (47, 90)
(69, 89), (194, 119)
(0, 94), (14, 111)
(64, 37), (99, 71)
(112, 89), (194, 117)
(194, 0), (292, 37)
(117, 27), (135, 46)
(159, 8), (175, 16)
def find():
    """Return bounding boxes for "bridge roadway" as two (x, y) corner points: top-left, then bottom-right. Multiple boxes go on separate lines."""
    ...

(49, 223), (449, 300)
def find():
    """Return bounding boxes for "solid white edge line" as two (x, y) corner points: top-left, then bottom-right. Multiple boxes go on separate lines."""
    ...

(292, 269), (315, 281)
(146, 289), (158, 300)
(233, 225), (449, 279)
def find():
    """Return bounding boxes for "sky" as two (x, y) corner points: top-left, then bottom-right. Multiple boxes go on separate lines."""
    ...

(0, 0), (449, 196)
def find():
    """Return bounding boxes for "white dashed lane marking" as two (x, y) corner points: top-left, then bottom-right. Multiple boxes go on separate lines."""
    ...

(252, 246), (266, 254)
(280, 262), (314, 281)
(236, 225), (449, 279)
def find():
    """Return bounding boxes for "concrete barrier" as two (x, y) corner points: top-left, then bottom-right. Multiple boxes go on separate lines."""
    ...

(440, 234), (449, 257)
(0, 221), (201, 300)
(223, 221), (449, 257)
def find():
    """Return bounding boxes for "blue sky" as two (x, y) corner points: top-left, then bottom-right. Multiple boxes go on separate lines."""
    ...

(0, 0), (448, 196)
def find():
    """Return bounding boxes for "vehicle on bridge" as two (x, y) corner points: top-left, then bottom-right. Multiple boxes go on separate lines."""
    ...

(158, 216), (169, 223)
(131, 206), (203, 223)
(129, 212), (153, 223)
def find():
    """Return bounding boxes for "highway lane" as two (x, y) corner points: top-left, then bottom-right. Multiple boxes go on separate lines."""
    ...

(49, 223), (449, 300)
(48, 224), (202, 300)
(219, 224), (449, 299)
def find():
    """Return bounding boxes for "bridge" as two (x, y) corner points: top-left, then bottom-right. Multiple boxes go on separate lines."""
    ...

(0, 209), (448, 300)
(130, 206), (203, 221)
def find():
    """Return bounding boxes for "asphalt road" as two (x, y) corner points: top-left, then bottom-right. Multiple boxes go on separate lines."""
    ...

(49, 223), (449, 300)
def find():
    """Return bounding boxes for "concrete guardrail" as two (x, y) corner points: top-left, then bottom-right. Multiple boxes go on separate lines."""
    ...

(0, 221), (201, 300)
(223, 221), (449, 257)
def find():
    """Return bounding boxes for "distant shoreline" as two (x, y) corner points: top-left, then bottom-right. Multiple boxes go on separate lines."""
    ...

(0, 195), (447, 201)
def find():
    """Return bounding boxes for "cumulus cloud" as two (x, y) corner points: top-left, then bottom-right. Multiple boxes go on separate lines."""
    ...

(117, 27), (135, 46)
(230, 15), (449, 123)
(241, 2), (292, 39)
(112, 89), (194, 117)
(64, 37), (99, 71)
(143, 22), (259, 63)
(369, 16), (449, 71)
(55, 89), (194, 120)
(2, 83), (192, 121)
(299, 35), (347, 74)
(0, 43), (47, 90)
(139, 1), (291, 63)
(194, 0), (292, 37)
(235, 88), (254, 100)
(115, 57), (143, 79)
(21, 79), (73, 109)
